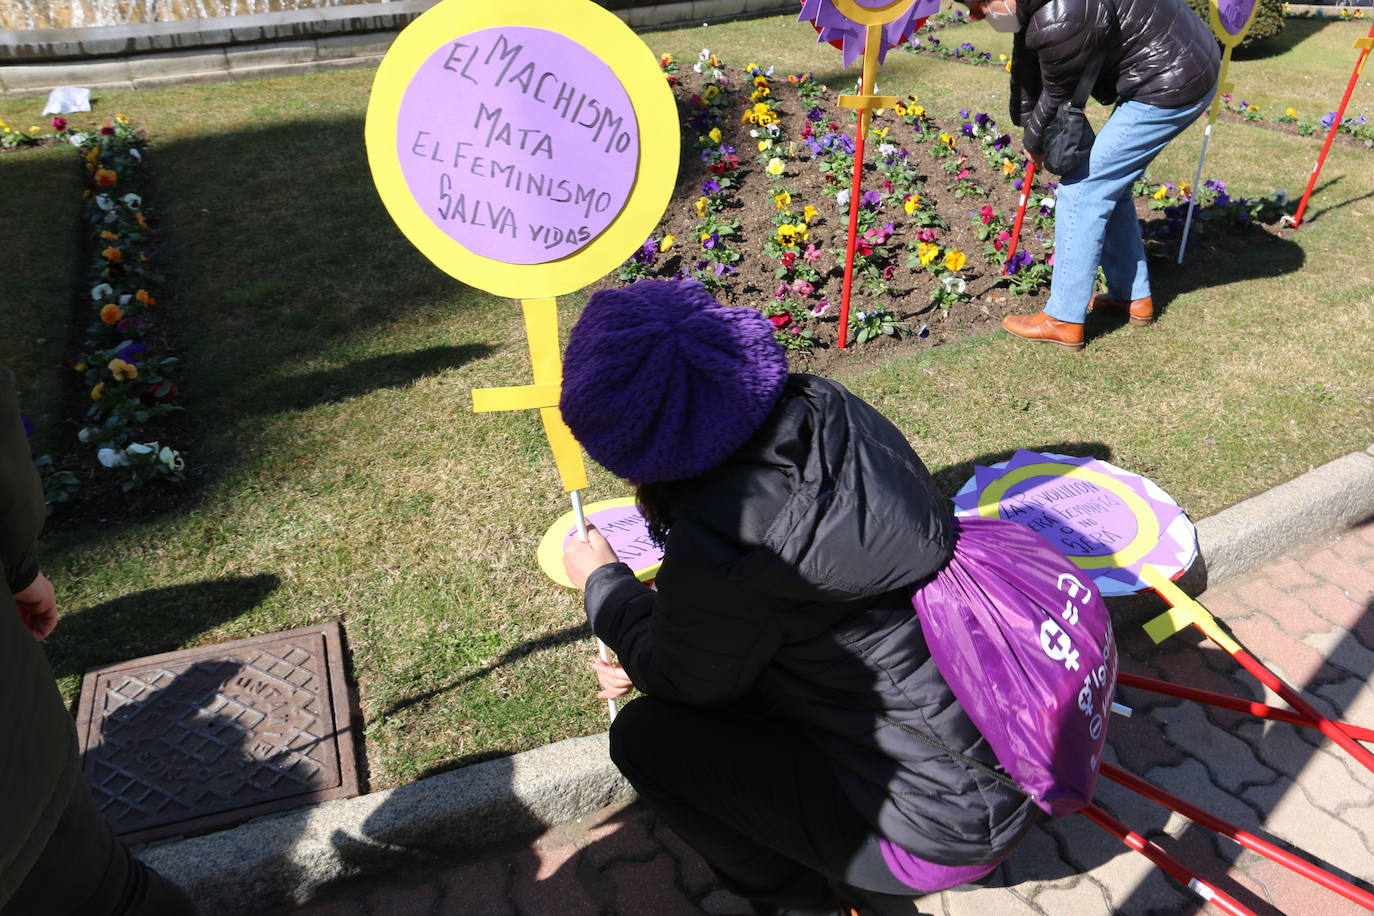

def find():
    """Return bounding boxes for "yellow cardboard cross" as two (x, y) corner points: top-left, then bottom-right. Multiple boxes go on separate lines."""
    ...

(1140, 564), (1242, 654)
(471, 298), (589, 494)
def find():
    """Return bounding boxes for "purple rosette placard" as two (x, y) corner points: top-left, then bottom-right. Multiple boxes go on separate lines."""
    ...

(798, 0), (940, 68)
(396, 27), (639, 266)
(1217, 0), (1257, 36)
(952, 450), (1198, 597)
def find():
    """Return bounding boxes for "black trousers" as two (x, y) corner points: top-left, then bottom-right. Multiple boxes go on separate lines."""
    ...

(2, 779), (199, 916)
(608, 697), (924, 915)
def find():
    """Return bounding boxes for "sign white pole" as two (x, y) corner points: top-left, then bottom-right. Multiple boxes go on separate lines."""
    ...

(1176, 120), (1212, 265)
(571, 489), (619, 721)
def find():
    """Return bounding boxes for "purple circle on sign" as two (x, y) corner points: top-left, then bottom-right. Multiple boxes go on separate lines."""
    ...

(1217, 0), (1256, 35)
(396, 27), (639, 266)
(562, 503), (662, 577)
(999, 475), (1139, 558)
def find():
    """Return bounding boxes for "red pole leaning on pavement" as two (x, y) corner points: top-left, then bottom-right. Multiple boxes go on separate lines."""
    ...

(1003, 159), (1036, 275)
(1292, 21), (1374, 227)
(1117, 671), (1374, 743)
(1081, 805), (1260, 916)
(1140, 566), (1374, 777)
(1100, 763), (1374, 910)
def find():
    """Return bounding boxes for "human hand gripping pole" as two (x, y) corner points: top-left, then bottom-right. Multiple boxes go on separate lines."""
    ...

(566, 505), (622, 720)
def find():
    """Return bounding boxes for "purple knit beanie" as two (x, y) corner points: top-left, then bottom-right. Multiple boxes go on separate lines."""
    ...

(561, 279), (788, 483)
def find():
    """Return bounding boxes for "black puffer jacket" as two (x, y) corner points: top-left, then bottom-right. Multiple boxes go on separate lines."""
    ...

(1012, 0), (1221, 153)
(584, 374), (1039, 864)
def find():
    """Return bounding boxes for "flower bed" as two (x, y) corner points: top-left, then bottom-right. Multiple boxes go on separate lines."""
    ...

(39, 115), (187, 508)
(610, 51), (1291, 370)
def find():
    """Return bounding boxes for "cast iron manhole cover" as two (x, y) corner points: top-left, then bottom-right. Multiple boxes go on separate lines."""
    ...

(75, 621), (360, 844)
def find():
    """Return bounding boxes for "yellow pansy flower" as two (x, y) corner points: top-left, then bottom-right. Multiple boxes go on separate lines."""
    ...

(774, 191), (792, 210)
(704, 85), (720, 100)
(903, 195), (921, 214)
(108, 358), (138, 381)
(708, 127), (722, 143)
(661, 235), (675, 252)
(91, 383), (105, 400)
(1285, 107), (1297, 118)
(938, 133), (956, 149)
(943, 250), (967, 272)
(759, 138), (774, 152)
(1152, 185), (1169, 200)
(917, 243), (939, 267)
(802, 205), (818, 224)
(1002, 159), (1018, 175)
(696, 196), (709, 217)
(765, 157), (786, 177)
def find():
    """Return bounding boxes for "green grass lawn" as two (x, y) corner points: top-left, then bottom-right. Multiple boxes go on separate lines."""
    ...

(0, 13), (1371, 790)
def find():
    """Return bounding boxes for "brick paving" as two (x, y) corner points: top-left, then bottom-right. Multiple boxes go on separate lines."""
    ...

(286, 519), (1374, 915)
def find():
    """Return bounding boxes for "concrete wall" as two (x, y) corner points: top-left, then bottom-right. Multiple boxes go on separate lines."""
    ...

(0, 0), (798, 97)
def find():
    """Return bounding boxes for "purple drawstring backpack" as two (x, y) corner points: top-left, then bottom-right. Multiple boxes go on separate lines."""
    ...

(909, 515), (1118, 817)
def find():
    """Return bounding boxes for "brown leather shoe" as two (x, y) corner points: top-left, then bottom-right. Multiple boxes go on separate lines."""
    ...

(1002, 311), (1085, 350)
(1090, 293), (1154, 325)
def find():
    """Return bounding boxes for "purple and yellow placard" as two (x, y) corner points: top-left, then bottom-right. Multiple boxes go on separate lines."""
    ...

(536, 498), (663, 589)
(365, 0), (678, 300)
(952, 451), (1198, 597)
(1210, 0), (1259, 47)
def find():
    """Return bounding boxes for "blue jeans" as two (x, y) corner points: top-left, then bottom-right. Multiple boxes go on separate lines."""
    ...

(1043, 90), (1215, 324)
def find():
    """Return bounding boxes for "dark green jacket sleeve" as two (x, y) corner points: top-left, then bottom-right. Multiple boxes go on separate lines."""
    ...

(0, 368), (45, 594)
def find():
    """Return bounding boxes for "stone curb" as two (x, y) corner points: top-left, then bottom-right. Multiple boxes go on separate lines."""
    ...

(136, 444), (1374, 915)
(0, 0), (798, 97)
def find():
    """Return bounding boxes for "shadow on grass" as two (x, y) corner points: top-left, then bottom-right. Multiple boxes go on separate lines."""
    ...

(1233, 17), (1341, 61)
(376, 622), (590, 723)
(929, 440), (1113, 499)
(238, 343), (496, 417)
(1140, 218), (1306, 319)
(44, 573), (281, 681)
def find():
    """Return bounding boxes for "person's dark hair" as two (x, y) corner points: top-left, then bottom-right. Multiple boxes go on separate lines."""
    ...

(635, 481), (681, 548)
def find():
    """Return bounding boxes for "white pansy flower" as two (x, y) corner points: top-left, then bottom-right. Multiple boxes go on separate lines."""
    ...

(95, 194), (115, 211)
(1039, 197), (1056, 210)
(941, 276), (967, 294)
(121, 193), (142, 207)
(836, 189), (851, 208)
(97, 447), (125, 468)
(69, 133), (87, 147)
(91, 283), (113, 301)
(78, 427), (96, 443)
(128, 147), (141, 161)
(126, 442), (154, 456)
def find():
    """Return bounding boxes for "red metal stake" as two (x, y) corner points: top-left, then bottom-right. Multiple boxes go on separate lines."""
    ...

(1292, 21), (1374, 227)
(1100, 763), (1374, 909)
(835, 25), (895, 350)
(1227, 643), (1374, 775)
(1003, 159), (1036, 275)
(1081, 804), (1259, 916)
(1117, 671), (1374, 743)
(837, 105), (870, 350)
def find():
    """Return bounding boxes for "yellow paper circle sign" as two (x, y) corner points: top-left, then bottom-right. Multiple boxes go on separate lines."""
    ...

(829, 0), (921, 26)
(536, 497), (663, 589)
(365, 0), (679, 299)
(1209, 0), (1259, 48)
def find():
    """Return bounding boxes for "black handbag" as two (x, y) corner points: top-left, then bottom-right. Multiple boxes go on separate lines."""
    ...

(1041, 0), (1120, 175)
